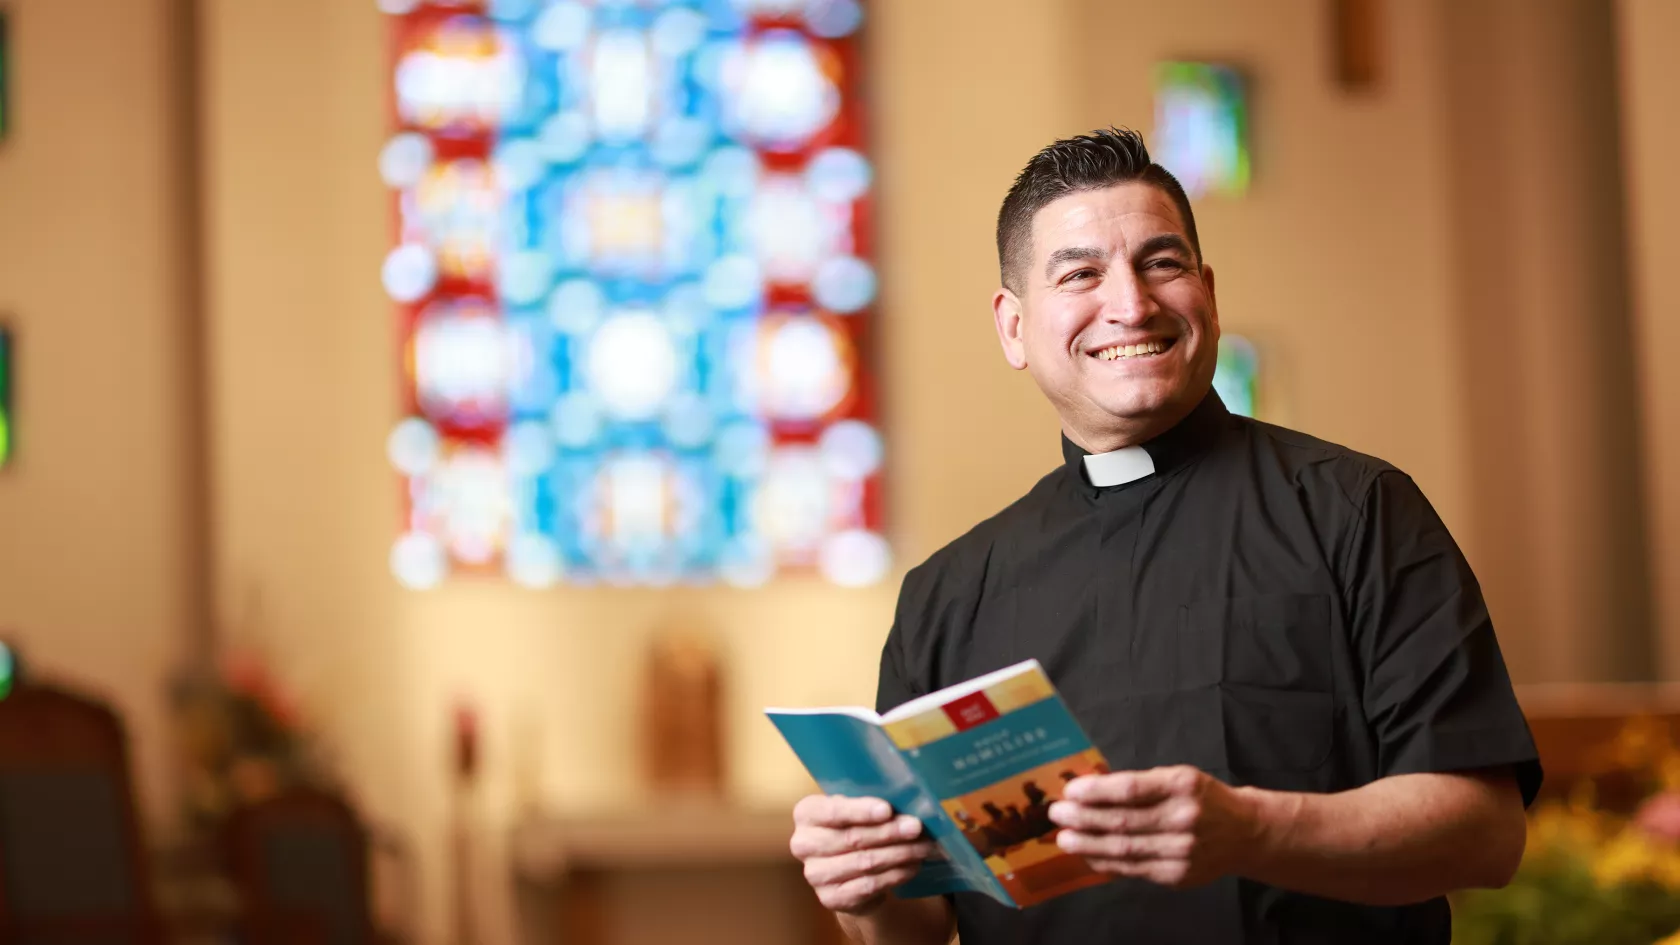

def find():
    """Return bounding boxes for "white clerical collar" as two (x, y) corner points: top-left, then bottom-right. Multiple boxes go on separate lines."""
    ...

(1082, 445), (1156, 487)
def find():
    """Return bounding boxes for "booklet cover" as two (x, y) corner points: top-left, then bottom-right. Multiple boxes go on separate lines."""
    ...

(766, 659), (1112, 908)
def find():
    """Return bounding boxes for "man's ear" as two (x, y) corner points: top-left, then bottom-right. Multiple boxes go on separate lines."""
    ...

(1201, 263), (1220, 336)
(992, 287), (1029, 370)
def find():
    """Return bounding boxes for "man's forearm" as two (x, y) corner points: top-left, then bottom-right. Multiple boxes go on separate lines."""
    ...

(835, 894), (954, 945)
(1236, 770), (1526, 905)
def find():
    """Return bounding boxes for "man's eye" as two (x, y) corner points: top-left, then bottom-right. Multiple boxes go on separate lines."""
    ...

(1148, 258), (1184, 271)
(1063, 269), (1096, 283)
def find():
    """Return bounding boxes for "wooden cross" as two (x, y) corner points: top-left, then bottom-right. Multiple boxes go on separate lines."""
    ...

(1333, 0), (1383, 91)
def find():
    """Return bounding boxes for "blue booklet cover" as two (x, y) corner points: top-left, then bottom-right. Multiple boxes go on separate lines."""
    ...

(767, 659), (1113, 908)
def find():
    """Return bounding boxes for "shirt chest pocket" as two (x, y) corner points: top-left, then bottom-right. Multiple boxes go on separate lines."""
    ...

(1180, 593), (1335, 773)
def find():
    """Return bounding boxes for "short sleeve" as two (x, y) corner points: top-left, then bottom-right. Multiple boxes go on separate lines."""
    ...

(875, 571), (925, 715)
(1345, 470), (1544, 806)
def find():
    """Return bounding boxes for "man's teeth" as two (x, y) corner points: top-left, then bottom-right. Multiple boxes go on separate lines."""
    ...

(1095, 340), (1170, 361)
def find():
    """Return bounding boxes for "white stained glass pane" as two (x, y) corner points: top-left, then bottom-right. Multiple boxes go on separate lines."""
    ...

(489, 0), (539, 23)
(713, 421), (771, 478)
(532, 2), (592, 51)
(653, 117), (713, 168)
(503, 420), (555, 476)
(499, 250), (555, 306)
(819, 529), (890, 587)
(396, 20), (523, 132)
(748, 175), (837, 284)
(415, 306), (511, 420)
(434, 449), (511, 565)
(549, 279), (606, 335)
(805, 0), (863, 38)
(550, 391), (603, 448)
(416, 160), (501, 281)
(744, 317), (851, 421)
(592, 30), (655, 142)
(812, 256), (876, 313)
(587, 311), (680, 420)
(720, 32), (839, 151)
(388, 418), (442, 476)
(391, 531), (448, 589)
(702, 255), (764, 311)
(494, 138), (546, 193)
(651, 7), (709, 57)
(538, 111), (593, 165)
(507, 533), (563, 587)
(819, 419), (882, 480)
(383, 244), (438, 303)
(662, 393), (716, 449)
(700, 146), (761, 198)
(601, 454), (674, 550)
(379, 132), (435, 189)
(730, 0), (806, 16)
(752, 447), (832, 553)
(805, 147), (871, 203)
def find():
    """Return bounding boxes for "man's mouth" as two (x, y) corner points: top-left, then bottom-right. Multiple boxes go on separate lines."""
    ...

(1090, 338), (1178, 361)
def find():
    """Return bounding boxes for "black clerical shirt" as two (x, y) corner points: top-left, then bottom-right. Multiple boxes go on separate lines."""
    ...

(875, 391), (1542, 945)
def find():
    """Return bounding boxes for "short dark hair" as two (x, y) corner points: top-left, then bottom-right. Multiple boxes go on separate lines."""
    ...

(995, 127), (1202, 292)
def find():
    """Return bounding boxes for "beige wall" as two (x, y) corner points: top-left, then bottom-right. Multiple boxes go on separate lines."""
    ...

(0, 0), (196, 827)
(1618, 0), (1680, 680)
(1439, 0), (1650, 682)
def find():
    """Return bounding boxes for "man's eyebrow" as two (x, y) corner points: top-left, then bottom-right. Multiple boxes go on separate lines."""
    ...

(1043, 246), (1107, 279)
(1134, 234), (1195, 262)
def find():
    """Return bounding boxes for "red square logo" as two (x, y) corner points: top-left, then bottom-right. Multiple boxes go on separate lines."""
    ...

(942, 692), (1000, 731)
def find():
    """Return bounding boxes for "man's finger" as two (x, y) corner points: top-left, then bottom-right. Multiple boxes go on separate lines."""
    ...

(1047, 796), (1200, 834)
(1057, 829), (1194, 862)
(818, 865), (924, 915)
(791, 815), (924, 859)
(1063, 766), (1201, 807)
(1088, 856), (1196, 888)
(793, 794), (894, 828)
(802, 841), (939, 888)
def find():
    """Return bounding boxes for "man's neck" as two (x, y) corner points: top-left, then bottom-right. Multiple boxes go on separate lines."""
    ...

(1063, 400), (1199, 455)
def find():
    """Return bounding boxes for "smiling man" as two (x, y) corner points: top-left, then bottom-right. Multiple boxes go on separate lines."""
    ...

(786, 129), (1542, 944)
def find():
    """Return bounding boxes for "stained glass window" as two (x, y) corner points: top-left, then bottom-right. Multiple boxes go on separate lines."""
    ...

(1213, 334), (1259, 419)
(1153, 62), (1250, 199)
(381, 0), (882, 589)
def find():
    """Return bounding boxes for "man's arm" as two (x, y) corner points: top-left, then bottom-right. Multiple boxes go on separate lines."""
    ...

(789, 795), (956, 945)
(835, 896), (954, 945)
(1239, 769), (1525, 903)
(1050, 765), (1526, 905)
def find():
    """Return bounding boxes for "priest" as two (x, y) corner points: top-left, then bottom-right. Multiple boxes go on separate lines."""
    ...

(787, 128), (1541, 944)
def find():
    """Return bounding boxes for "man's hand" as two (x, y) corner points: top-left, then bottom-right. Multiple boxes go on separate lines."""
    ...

(790, 794), (938, 916)
(1048, 765), (1263, 888)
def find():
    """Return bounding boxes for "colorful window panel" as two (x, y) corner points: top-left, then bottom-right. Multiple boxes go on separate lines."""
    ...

(381, 0), (883, 590)
(1213, 334), (1259, 418)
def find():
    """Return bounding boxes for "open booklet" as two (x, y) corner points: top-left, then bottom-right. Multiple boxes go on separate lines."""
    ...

(766, 659), (1113, 909)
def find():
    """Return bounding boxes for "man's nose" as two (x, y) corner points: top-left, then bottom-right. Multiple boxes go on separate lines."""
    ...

(1099, 268), (1156, 327)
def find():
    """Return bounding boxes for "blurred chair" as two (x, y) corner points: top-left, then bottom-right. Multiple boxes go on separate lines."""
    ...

(222, 789), (398, 945)
(0, 683), (164, 945)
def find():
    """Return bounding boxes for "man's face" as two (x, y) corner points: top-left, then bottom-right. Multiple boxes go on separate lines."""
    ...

(992, 182), (1220, 450)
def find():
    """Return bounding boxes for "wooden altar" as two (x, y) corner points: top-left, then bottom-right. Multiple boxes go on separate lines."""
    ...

(1519, 682), (1680, 810)
(510, 804), (847, 945)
